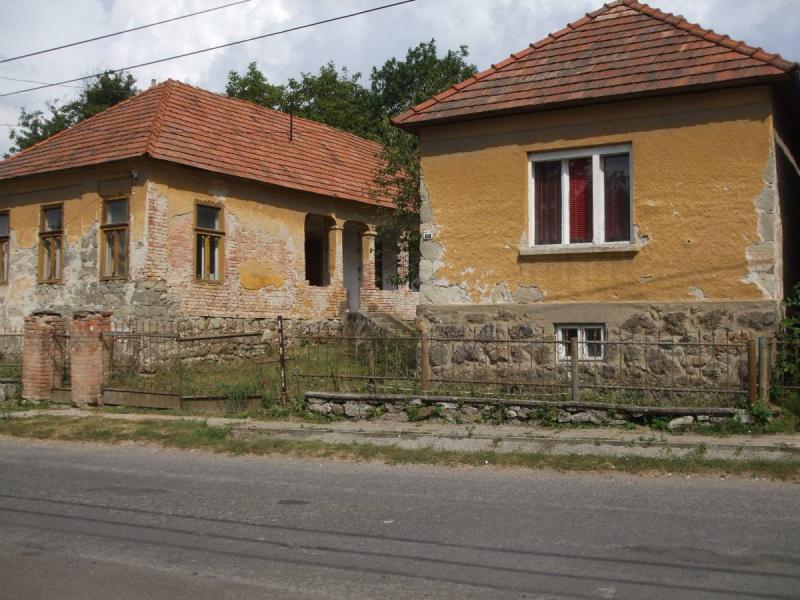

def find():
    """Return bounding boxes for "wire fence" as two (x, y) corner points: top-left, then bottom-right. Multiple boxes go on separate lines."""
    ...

(95, 319), (766, 409)
(0, 328), (23, 380)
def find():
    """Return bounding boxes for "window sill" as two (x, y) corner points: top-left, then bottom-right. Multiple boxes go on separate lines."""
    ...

(519, 242), (639, 258)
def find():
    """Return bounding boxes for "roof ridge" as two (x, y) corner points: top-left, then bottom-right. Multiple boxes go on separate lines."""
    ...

(145, 80), (176, 156)
(391, 1), (623, 124)
(391, 0), (798, 127)
(618, 0), (798, 71)
(159, 79), (384, 153)
(2, 83), (161, 162)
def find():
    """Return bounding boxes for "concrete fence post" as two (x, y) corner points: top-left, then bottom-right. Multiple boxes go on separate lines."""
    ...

(758, 337), (770, 405)
(69, 310), (112, 407)
(22, 311), (65, 402)
(747, 338), (758, 407)
(570, 337), (579, 403)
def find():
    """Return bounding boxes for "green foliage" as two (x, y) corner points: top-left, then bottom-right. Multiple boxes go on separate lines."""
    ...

(225, 62), (285, 109)
(7, 71), (137, 155)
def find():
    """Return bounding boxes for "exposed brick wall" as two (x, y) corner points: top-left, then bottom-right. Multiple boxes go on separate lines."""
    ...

(362, 289), (419, 320)
(69, 310), (112, 406)
(22, 311), (65, 401)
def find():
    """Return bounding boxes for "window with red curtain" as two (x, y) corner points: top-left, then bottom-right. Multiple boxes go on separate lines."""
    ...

(535, 161), (561, 245)
(604, 154), (631, 242)
(569, 158), (593, 243)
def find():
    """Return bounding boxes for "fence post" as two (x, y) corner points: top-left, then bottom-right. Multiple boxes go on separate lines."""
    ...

(277, 315), (288, 404)
(22, 311), (65, 402)
(758, 337), (770, 404)
(747, 338), (758, 407)
(570, 336), (579, 403)
(419, 326), (431, 392)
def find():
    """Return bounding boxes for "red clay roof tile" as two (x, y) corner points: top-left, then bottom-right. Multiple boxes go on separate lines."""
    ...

(392, 0), (798, 128)
(0, 80), (389, 206)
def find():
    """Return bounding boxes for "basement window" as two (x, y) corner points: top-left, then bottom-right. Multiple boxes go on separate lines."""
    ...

(529, 145), (632, 248)
(100, 197), (129, 280)
(38, 204), (63, 283)
(195, 203), (224, 282)
(0, 211), (8, 284)
(556, 324), (605, 361)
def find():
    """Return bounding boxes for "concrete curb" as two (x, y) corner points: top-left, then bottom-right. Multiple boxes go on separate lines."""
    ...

(2, 408), (799, 462)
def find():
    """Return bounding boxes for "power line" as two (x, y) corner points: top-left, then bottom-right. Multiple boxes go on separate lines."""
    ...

(0, 0), (252, 65)
(0, 0), (416, 98)
(0, 75), (82, 89)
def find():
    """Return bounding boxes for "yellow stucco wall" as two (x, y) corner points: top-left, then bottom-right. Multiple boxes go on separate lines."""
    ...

(419, 86), (778, 304)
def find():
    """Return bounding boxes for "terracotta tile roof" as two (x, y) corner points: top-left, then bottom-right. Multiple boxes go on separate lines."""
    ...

(392, 0), (798, 129)
(0, 80), (389, 206)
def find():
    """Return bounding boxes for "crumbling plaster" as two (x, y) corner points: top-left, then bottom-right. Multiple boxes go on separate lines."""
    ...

(417, 86), (782, 307)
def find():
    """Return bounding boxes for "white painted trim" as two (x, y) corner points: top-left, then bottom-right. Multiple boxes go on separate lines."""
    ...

(528, 144), (631, 163)
(527, 143), (632, 249)
(592, 153), (604, 245)
(560, 159), (570, 245)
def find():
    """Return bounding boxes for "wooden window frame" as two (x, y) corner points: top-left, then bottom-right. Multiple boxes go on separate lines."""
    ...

(528, 144), (633, 249)
(194, 201), (225, 284)
(556, 324), (606, 362)
(38, 203), (64, 284)
(0, 210), (9, 285)
(100, 196), (130, 281)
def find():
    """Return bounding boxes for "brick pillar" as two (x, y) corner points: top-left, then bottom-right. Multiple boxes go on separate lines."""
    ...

(69, 310), (112, 407)
(22, 311), (65, 402)
(361, 229), (377, 290)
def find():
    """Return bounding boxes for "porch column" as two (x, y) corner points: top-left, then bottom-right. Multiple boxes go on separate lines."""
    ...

(327, 223), (344, 288)
(361, 228), (377, 290)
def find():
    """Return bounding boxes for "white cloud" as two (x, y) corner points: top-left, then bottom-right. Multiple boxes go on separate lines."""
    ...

(1, 0), (798, 155)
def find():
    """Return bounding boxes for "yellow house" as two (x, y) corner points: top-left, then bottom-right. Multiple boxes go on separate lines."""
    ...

(393, 0), (799, 340)
(0, 80), (417, 328)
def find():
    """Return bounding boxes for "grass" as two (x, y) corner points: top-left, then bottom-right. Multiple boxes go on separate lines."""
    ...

(1, 415), (798, 481)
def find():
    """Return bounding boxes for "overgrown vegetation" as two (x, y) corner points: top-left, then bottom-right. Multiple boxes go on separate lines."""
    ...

(1, 415), (798, 481)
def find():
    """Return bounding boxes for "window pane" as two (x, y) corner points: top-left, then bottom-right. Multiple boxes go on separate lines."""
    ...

(103, 231), (115, 277)
(0, 213), (8, 237)
(0, 240), (8, 282)
(569, 158), (593, 243)
(44, 207), (62, 232)
(604, 154), (631, 242)
(197, 205), (220, 230)
(44, 236), (61, 280)
(117, 229), (128, 276)
(584, 327), (603, 359)
(209, 236), (220, 280)
(196, 234), (205, 279)
(104, 199), (128, 225)
(534, 161), (562, 245)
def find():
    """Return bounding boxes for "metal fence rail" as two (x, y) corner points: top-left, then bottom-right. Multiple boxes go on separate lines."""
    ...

(92, 317), (789, 410)
(0, 329), (23, 381)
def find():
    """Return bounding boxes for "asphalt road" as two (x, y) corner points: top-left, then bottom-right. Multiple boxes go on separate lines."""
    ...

(0, 437), (798, 599)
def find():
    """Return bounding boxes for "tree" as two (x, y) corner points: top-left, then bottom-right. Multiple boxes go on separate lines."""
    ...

(370, 41), (476, 287)
(227, 62), (378, 140)
(7, 71), (137, 155)
(225, 62), (284, 109)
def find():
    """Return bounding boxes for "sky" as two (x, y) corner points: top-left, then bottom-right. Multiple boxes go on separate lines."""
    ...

(1, 0), (799, 155)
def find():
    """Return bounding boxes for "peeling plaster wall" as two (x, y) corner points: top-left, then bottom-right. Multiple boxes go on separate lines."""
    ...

(418, 86), (782, 313)
(0, 160), (162, 328)
(0, 158), (418, 327)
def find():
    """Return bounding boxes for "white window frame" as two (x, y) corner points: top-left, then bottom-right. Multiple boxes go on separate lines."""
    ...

(528, 144), (633, 248)
(556, 324), (605, 362)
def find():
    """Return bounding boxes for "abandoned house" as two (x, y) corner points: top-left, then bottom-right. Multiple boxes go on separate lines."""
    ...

(0, 80), (417, 328)
(393, 0), (800, 343)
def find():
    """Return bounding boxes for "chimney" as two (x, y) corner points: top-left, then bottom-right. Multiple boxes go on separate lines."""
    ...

(150, 79), (157, 88)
